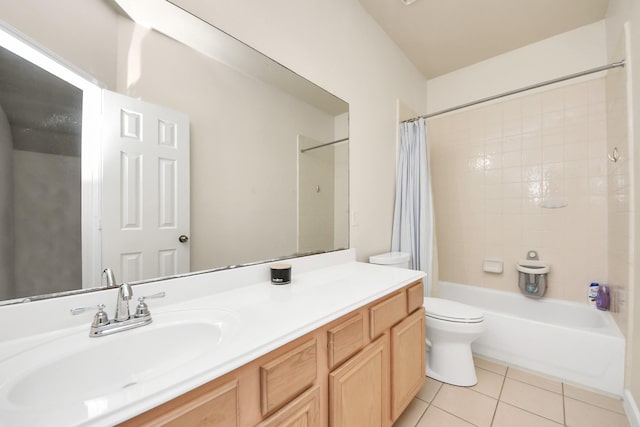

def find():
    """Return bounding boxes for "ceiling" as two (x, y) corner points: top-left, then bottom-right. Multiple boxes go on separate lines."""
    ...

(358, 0), (610, 79)
(0, 45), (82, 156)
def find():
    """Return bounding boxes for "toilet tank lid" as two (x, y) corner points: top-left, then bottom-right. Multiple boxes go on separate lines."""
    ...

(369, 252), (410, 265)
(423, 297), (484, 322)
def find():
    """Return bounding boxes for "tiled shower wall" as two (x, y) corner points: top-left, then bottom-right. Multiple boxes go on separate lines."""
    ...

(429, 78), (610, 303)
(606, 63), (631, 336)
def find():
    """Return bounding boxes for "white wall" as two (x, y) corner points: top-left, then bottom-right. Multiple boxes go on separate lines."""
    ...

(0, 0), (118, 88)
(427, 21), (607, 114)
(115, 19), (338, 269)
(172, 0), (428, 262)
(1, 0), (427, 266)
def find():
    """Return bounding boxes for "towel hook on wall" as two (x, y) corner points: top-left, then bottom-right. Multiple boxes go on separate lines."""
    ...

(608, 147), (620, 163)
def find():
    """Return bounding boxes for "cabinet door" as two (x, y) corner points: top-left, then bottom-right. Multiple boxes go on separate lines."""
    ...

(119, 379), (238, 427)
(256, 386), (320, 427)
(390, 308), (425, 420)
(329, 335), (389, 427)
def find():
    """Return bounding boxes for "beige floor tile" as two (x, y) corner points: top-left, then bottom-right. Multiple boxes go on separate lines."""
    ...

(416, 406), (476, 427)
(563, 383), (626, 414)
(507, 367), (562, 394)
(415, 376), (443, 403)
(500, 378), (564, 423)
(474, 356), (508, 375)
(432, 384), (497, 427)
(564, 397), (630, 427)
(492, 402), (563, 427)
(392, 397), (428, 427)
(470, 367), (505, 398)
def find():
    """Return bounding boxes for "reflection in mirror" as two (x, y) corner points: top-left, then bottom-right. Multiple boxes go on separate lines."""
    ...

(0, 1), (348, 305)
(0, 44), (83, 300)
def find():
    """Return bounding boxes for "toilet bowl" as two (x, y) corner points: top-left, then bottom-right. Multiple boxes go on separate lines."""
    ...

(423, 297), (486, 386)
(368, 252), (486, 386)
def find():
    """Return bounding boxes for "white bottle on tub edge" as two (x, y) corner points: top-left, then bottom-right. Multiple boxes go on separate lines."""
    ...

(589, 282), (599, 306)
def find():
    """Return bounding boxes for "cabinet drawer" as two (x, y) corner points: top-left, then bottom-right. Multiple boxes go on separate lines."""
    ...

(370, 291), (407, 339)
(260, 338), (317, 416)
(256, 386), (320, 427)
(407, 281), (424, 314)
(327, 313), (365, 370)
(119, 379), (238, 427)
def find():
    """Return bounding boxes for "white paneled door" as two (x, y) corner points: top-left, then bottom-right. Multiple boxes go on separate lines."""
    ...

(101, 90), (190, 283)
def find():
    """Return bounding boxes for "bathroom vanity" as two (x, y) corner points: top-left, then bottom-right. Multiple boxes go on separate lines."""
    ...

(121, 278), (425, 427)
(0, 250), (426, 426)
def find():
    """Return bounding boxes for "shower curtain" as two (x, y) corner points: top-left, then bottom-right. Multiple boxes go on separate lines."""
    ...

(391, 118), (433, 291)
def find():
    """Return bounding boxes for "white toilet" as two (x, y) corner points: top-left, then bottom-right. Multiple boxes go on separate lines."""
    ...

(423, 297), (485, 386)
(369, 252), (486, 387)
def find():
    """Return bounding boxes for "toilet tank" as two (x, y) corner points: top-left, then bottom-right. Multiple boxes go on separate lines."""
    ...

(369, 252), (410, 269)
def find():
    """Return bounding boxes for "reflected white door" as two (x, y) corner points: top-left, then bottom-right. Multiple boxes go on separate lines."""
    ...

(101, 90), (190, 283)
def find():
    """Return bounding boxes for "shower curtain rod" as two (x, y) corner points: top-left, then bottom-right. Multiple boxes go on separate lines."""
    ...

(300, 137), (349, 153)
(403, 59), (626, 123)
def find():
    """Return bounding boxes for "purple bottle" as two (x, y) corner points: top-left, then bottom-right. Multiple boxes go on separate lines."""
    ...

(596, 284), (610, 311)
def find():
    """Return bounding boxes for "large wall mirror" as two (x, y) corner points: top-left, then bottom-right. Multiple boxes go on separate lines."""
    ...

(0, 0), (349, 305)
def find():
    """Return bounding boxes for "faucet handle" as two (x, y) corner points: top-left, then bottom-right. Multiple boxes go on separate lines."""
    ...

(71, 304), (110, 327)
(135, 292), (166, 317)
(71, 303), (105, 315)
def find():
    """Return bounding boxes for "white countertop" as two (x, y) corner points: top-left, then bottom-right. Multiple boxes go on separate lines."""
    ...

(0, 250), (424, 426)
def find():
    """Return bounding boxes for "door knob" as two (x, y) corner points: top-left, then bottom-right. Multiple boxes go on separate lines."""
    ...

(178, 235), (189, 243)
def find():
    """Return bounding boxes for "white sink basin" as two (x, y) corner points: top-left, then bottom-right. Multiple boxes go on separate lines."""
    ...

(0, 308), (239, 423)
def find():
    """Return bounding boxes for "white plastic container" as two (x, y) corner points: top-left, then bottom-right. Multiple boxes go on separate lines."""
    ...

(369, 252), (410, 269)
(589, 283), (599, 306)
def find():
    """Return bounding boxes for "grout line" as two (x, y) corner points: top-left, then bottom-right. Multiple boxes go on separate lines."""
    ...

(506, 375), (563, 396)
(489, 366), (508, 426)
(429, 404), (481, 427)
(562, 382), (566, 426)
(498, 401), (565, 426)
(562, 386), (627, 415)
(412, 400), (431, 427)
(564, 395), (630, 417)
(498, 366), (565, 425)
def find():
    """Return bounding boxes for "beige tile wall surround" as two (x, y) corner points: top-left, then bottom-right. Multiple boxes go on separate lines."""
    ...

(605, 37), (631, 339)
(430, 77), (612, 303)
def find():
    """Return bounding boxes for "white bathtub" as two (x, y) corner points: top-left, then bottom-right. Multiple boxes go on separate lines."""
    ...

(438, 281), (625, 396)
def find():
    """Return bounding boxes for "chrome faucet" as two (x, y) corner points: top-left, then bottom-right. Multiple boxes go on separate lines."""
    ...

(114, 282), (133, 322)
(71, 282), (165, 337)
(102, 268), (117, 288)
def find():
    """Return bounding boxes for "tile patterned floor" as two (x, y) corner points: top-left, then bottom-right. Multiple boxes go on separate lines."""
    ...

(393, 357), (631, 427)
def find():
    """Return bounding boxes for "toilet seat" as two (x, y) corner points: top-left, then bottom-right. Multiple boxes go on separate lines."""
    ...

(424, 297), (484, 323)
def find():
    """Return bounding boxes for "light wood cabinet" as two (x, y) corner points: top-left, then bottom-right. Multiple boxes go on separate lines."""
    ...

(329, 336), (389, 427)
(257, 386), (321, 427)
(119, 379), (239, 427)
(369, 291), (407, 339)
(407, 281), (424, 314)
(120, 279), (425, 427)
(260, 338), (317, 416)
(390, 308), (426, 419)
(327, 313), (365, 370)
